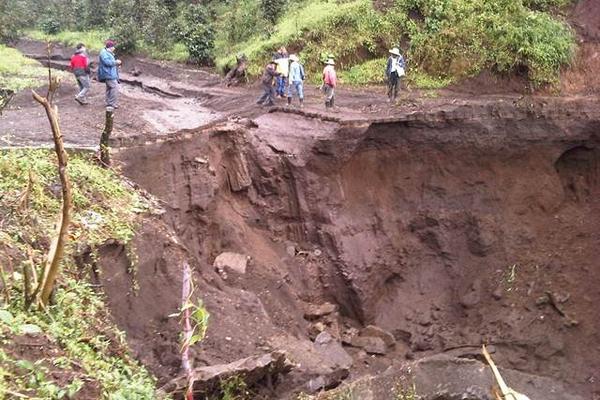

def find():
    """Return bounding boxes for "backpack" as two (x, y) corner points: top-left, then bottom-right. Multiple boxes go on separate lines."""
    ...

(299, 64), (306, 81)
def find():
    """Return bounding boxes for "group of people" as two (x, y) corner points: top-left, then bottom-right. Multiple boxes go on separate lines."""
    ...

(68, 40), (122, 112)
(257, 46), (406, 110)
(69, 40), (406, 114)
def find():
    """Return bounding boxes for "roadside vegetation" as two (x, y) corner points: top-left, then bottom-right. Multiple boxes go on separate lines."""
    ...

(1, 0), (575, 88)
(0, 45), (59, 92)
(0, 149), (157, 398)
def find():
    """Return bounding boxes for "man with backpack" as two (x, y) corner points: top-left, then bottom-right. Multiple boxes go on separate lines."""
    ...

(69, 43), (91, 105)
(97, 40), (122, 112)
(287, 54), (305, 108)
(385, 47), (405, 102)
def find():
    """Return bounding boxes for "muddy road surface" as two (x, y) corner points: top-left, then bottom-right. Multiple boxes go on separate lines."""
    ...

(1, 40), (599, 400)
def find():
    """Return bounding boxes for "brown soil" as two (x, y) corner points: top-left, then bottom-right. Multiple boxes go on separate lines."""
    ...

(2, 3), (600, 397)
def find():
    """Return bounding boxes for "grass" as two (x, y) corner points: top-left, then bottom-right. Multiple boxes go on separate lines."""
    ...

(213, 0), (575, 88)
(26, 29), (108, 52)
(26, 29), (190, 63)
(0, 45), (52, 92)
(0, 149), (157, 398)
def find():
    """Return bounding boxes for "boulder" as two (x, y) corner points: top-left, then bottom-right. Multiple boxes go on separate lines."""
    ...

(314, 332), (353, 370)
(360, 325), (396, 348)
(213, 252), (249, 276)
(320, 354), (584, 400)
(304, 302), (338, 320)
(351, 336), (388, 355)
(158, 351), (292, 399)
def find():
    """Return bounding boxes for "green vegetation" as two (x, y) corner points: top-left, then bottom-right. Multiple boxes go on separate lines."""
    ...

(0, 149), (156, 398)
(0, 45), (54, 92)
(214, 0), (575, 87)
(26, 29), (108, 52)
(0, 0), (578, 87)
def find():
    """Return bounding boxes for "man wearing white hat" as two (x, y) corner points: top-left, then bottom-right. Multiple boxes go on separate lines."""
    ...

(385, 47), (406, 102)
(287, 54), (305, 107)
(322, 58), (337, 110)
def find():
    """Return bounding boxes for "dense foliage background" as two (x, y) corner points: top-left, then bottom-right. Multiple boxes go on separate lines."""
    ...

(0, 0), (576, 86)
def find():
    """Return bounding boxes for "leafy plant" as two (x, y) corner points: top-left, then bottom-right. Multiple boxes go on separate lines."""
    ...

(174, 4), (215, 64)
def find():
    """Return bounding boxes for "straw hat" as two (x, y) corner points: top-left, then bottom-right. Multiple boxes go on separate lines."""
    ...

(289, 54), (299, 62)
(325, 59), (335, 65)
(389, 47), (401, 56)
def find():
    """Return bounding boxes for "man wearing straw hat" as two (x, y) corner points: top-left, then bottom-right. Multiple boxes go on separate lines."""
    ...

(385, 47), (406, 102)
(322, 58), (337, 110)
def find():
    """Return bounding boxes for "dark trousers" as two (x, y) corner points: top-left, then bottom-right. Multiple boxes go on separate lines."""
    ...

(388, 72), (400, 99)
(257, 83), (275, 105)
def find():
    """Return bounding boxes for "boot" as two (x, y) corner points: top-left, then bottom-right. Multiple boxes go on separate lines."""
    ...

(325, 100), (330, 110)
(287, 97), (292, 107)
(299, 98), (304, 108)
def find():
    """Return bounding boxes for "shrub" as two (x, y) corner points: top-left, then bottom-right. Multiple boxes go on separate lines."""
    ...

(262, 0), (287, 24)
(40, 16), (62, 35)
(174, 4), (215, 64)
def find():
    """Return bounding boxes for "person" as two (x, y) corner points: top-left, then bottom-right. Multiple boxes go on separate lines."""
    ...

(224, 53), (248, 87)
(322, 58), (337, 110)
(69, 43), (91, 105)
(98, 40), (122, 112)
(274, 47), (289, 98)
(287, 54), (305, 108)
(385, 47), (406, 102)
(256, 60), (280, 106)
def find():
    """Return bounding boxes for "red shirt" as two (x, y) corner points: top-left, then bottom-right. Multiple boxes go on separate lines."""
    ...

(70, 53), (88, 71)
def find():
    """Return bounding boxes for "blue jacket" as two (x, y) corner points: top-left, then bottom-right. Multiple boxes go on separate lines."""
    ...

(98, 48), (119, 81)
(288, 61), (305, 83)
(385, 55), (405, 78)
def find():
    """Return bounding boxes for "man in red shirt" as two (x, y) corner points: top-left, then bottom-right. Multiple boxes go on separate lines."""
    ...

(69, 43), (91, 105)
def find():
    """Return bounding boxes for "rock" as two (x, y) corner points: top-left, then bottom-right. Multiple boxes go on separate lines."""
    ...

(285, 244), (296, 257)
(315, 331), (333, 345)
(351, 336), (388, 355)
(213, 252), (249, 275)
(306, 368), (350, 393)
(460, 279), (483, 308)
(304, 302), (338, 320)
(326, 354), (584, 400)
(492, 286), (504, 300)
(308, 322), (326, 340)
(158, 351), (292, 399)
(314, 333), (353, 370)
(341, 327), (359, 345)
(359, 325), (396, 348)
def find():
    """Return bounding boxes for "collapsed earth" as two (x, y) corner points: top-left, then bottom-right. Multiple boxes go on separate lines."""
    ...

(1, 0), (599, 399)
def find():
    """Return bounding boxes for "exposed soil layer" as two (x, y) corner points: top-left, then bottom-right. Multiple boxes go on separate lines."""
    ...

(105, 95), (600, 399)
(3, 4), (600, 395)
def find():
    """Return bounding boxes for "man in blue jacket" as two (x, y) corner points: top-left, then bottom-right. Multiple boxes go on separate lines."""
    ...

(98, 40), (122, 112)
(385, 47), (405, 102)
(287, 54), (305, 108)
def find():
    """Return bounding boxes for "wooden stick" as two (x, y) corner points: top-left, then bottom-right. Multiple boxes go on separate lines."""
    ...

(482, 345), (531, 400)
(99, 110), (114, 167)
(32, 75), (72, 308)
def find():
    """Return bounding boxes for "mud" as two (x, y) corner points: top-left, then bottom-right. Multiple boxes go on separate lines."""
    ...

(99, 95), (600, 399)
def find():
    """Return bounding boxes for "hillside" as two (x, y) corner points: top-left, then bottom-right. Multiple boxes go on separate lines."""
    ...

(1, 0), (577, 88)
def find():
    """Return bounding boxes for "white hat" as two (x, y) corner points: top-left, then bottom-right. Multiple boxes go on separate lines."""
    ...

(325, 59), (335, 65)
(289, 54), (299, 62)
(389, 47), (401, 56)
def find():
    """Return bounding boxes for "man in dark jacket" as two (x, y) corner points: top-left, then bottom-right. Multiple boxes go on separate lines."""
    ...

(256, 60), (280, 106)
(69, 43), (90, 105)
(98, 40), (122, 112)
(385, 47), (406, 102)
